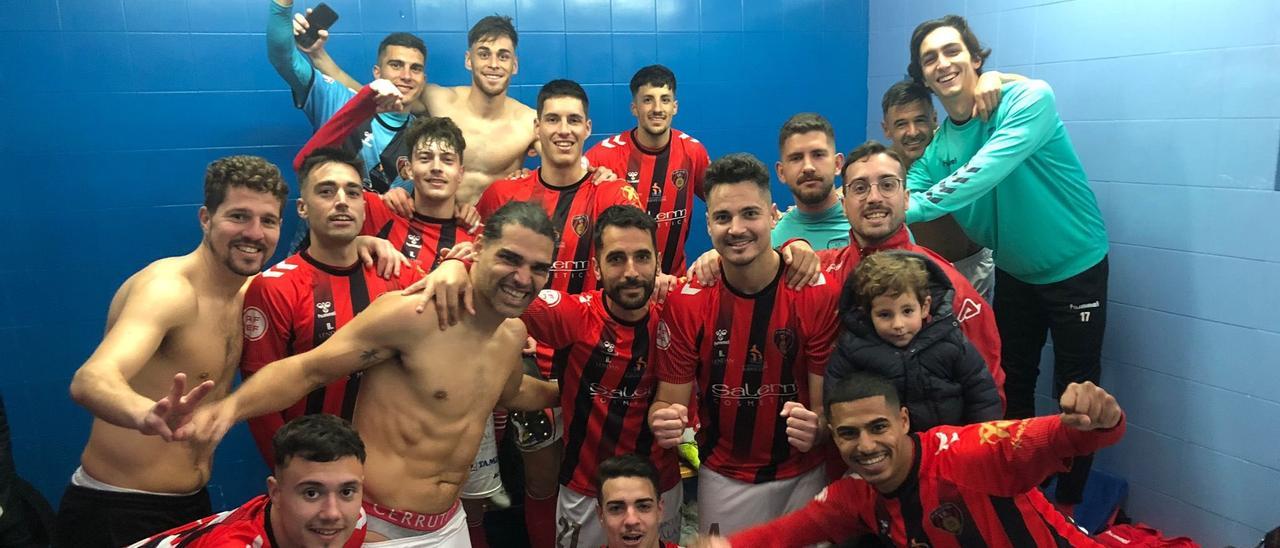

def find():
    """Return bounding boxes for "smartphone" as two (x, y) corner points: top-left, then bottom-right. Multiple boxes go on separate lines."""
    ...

(296, 3), (339, 48)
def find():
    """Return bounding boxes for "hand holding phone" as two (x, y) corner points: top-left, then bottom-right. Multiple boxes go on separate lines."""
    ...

(295, 3), (338, 49)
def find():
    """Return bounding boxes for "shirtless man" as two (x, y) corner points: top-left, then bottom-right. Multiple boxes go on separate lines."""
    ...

(60, 156), (289, 548)
(304, 14), (537, 206)
(191, 201), (562, 546)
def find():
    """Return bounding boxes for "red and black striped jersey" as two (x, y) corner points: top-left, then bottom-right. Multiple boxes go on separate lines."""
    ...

(476, 169), (643, 295)
(730, 415), (1126, 547)
(586, 129), (709, 277)
(240, 251), (423, 465)
(654, 256), (840, 484)
(361, 191), (473, 271)
(521, 289), (680, 498)
(128, 494), (367, 548)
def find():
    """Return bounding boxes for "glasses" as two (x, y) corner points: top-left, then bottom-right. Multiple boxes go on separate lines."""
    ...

(846, 177), (903, 199)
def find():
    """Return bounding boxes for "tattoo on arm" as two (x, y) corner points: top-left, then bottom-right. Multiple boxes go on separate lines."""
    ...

(359, 349), (383, 366)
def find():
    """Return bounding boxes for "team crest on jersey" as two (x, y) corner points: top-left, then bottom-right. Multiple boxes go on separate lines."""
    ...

(571, 214), (589, 236)
(626, 170), (640, 184)
(930, 503), (966, 536)
(773, 328), (796, 356)
(620, 185), (641, 206)
(538, 290), (561, 307)
(243, 307), (268, 341)
(655, 320), (671, 350)
(672, 169), (688, 190)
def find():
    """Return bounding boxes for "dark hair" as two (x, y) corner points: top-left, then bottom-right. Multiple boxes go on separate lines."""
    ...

(204, 155), (289, 214)
(629, 64), (677, 96)
(881, 79), (934, 116)
(778, 112), (835, 150)
(594, 454), (660, 504)
(482, 200), (557, 243)
(841, 140), (906, 182)
(823, 372), (902, 421)
(852, 252), (930, 311)
(378, 32), (427, 61)
(592, 205), (657, 253)
(404, 116), (467, 161)
(703, 152), (771, 200)
(272, 414), (366, 470)
(297, 147), (365, 191)
(468, 15), (518, 48)
(907, 15), (990, 88)
(537, 79), (589, 117)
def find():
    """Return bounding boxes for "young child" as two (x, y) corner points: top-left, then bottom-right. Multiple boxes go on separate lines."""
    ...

(826, 251), (1002, 432)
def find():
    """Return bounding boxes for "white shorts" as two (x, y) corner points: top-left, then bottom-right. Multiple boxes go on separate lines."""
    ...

(512, 406), (564, 452)
(461, 415), (502, 499)
(555, 483), (683, 548)
(364, 502), (469, 547)
(696, 464), (827, 536)
(953, 247), (995, 304)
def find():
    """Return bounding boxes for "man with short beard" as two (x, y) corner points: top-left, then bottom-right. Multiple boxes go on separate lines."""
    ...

(587, 65), (710, 276)
(61, 156), (289, 548)
(771, 113), (851, 250)
(520, 205), (683, 548)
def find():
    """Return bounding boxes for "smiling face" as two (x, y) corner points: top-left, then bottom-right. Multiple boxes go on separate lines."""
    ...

(200, 187), (283, 276)
(373, 45), (426, 105)
(777, 130), (843, 207)
(828, 396), (913, 493)
(706, 181), (773, 267)
(595, 225), (658, 312)
(299, 162), (366, 246)
(536, 96), (592, 169)
(465, 35), (517, 97)
(882, 100), (937, 164)
(630, 84), (677, 140)
(408, 139), (464, 204)
(267, 456), (364, 548)
(842, 152), (908, 248)
(917, 26), (982, 100)
(472, 224), (554, 318)
(598, 476), (662, 548)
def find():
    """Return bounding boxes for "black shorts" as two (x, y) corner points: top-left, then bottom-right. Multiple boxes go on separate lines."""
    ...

(54, 483), (211, 548)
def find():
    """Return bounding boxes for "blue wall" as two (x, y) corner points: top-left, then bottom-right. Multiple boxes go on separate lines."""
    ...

(0, 0), (868, 511)
(867, 1), (1280, 545)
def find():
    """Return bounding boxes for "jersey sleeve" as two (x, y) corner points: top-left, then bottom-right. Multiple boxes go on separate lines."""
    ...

(728, 478), (871, 545)
(475, 181), (506, 220)
(266, 1), (314, 106)
(293, 85), (378, 172)
(654, 290), (702, 385)
(689, 140), (710, 200)
(798, 281), (841, 377)
(520, 290), (586, 349)
(935, 414), (1127, 497)
(905, 80), (1061, 224)
(361, 191), (399, 236)
(239, 275), (296, 465)
(585, 141), (622, 173)
(938, 260), (1005, 407)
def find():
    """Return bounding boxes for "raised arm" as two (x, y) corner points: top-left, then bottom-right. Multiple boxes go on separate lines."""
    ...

(305, 43), (364, 92)
(266, 0), (315, 95)
(69, 275), (207, 435)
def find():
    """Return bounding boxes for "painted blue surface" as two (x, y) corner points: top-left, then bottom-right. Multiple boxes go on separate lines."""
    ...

(867, 1), (1279, 545)
(0, 0), (868, 516)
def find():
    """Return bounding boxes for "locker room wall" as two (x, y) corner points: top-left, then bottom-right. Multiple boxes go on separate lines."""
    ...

(0, 0), (869, 510)
(866, 1), (1280, 546)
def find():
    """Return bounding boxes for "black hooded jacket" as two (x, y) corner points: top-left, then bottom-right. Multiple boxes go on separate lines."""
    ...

(825, 251), (1002, 432)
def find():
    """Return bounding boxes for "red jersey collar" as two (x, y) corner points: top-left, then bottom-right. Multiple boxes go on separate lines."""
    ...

(854, 224), (912, 256)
